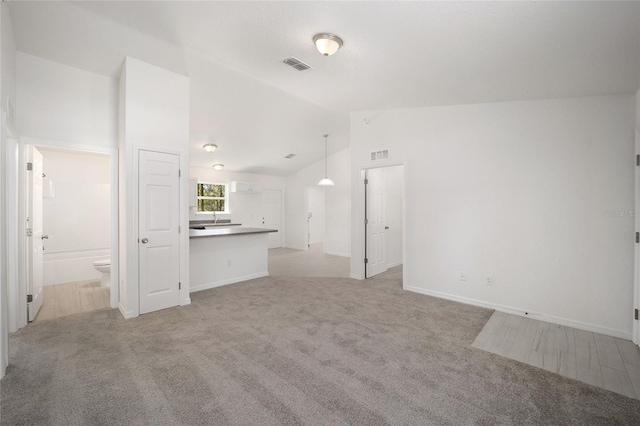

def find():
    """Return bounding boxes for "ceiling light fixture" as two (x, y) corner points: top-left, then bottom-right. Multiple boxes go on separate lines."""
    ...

(203, 144), (217, 153)
(212, 164), (224, 171)
(318, 134), (335, 186)
(313, 33), (343, 56)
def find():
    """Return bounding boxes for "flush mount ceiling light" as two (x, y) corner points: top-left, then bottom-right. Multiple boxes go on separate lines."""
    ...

(212, 164), (224, 171)
(203, 144), (217, 153)
(318, 134), (335, 186)
(313, 33), (343, 56)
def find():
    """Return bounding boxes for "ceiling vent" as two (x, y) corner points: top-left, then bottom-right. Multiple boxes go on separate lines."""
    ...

(370, 150), (389, 161)
(284, 153), (296, 159)
(282, 57), (312, 71)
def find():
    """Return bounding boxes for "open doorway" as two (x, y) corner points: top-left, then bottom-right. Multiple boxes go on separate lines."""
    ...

(365, 165), (404, 279)
(306, 185), (325, 249)
(25, 145), (114, 323)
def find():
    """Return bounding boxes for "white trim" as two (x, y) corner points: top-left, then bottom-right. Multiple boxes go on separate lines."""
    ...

(387, 260), (403, 268)
(634, 130), (640, 346)
(405, 285), (632, 340)
(325, 250), (350, 258)
(349, 273), (362, 280)
(118, 303), (136, 320)
(189, 272), (268, 293)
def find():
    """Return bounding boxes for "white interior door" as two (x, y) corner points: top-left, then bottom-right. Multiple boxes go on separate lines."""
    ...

(27, 146), (44, 321)
(262, 189), (282, 249)
(138, 150), (180, 315)
(366, 168), (387, 278)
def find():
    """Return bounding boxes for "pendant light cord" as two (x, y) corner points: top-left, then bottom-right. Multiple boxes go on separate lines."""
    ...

(324, 134), (329, 178)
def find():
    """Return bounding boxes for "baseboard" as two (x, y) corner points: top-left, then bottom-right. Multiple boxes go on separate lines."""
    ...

(324, 251), (350, 258)
(118, 303), (136, 319)
(404, 286), (632, 340)
(181, 297), (191, 306)
(349, 273), (362, 280)
(190, 272), (269, 293)
(387, 260), (403, 268)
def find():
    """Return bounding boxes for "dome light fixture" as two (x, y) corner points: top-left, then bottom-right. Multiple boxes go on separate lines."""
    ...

(203, 144), (217, 153)
(318, 134), (335, 186)
(313, 33), (343, 56)
(212, 164), (224, 171)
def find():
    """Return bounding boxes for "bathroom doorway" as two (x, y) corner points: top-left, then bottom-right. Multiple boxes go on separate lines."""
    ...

(25, 144), (116, 323)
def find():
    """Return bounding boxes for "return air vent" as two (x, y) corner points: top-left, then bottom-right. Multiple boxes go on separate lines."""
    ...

(284, 153), (296, 159)
(370, 150), (389, 161)
(282, 57), (312, 71)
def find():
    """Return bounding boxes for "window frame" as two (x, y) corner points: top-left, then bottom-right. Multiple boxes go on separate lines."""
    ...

(196, 182), (229, 214)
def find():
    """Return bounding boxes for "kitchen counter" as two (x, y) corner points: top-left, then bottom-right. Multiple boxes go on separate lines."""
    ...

(189, 227), (277, 239)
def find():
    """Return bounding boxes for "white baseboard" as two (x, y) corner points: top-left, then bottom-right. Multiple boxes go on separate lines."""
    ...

(404, 285), (632, 340)
(324, 250), (350, 258)
(190, 272), (268, 293)
(387, 260), (403, 268)
(118, 303), (136, 319)
(349, 273), (362, 280)
(181, 297), (192, 306)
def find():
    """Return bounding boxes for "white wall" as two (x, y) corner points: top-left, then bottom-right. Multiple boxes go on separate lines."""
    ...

(285, 147), (351, 256)
(39, 149), (110, 286)
(119, 57), (190, 318)
(189, 167), (285, 227)
(16, 53), (118, 147)
(0, 2), (17, 379)
(351, 95), (635, 338)
(307, 186), (325, 245)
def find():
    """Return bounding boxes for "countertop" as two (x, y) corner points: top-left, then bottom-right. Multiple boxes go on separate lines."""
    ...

(189, 227), (278, 239)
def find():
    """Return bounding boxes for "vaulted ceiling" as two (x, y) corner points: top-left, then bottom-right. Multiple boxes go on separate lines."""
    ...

(8, 1), (640, 175)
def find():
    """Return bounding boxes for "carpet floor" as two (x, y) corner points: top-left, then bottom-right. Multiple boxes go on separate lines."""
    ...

(2, 268), (640, 425)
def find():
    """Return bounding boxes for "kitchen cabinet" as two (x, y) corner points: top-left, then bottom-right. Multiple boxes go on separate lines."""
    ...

(230, 181), (262, 194)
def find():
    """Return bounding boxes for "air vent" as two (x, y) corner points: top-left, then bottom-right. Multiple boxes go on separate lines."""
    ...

(284, 153), (296, 159)
(282, 57), (312, 71)
(370, 150), (389, 161)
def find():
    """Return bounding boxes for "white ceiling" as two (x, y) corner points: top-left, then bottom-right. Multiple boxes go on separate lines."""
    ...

(8, 1), (640, 175)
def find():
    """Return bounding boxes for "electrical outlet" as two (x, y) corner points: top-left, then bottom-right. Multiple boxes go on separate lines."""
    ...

(458, 272), (466, 281)
(486, 276), (493, 286)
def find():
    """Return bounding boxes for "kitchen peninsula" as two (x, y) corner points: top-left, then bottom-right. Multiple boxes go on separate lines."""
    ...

(189, 222), (277, 293)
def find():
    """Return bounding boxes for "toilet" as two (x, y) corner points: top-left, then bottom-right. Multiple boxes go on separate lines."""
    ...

(93, 259), (111, 287)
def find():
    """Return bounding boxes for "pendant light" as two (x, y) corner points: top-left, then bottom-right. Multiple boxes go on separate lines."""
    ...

(318, 134), (335, 186)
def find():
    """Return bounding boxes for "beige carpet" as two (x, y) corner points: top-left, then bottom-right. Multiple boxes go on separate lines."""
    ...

(2, 268), (639, 425)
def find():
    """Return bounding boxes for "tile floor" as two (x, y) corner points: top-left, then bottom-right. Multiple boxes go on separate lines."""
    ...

(268, 242), (350, 277)
(33, 280), (111, 323)
(472, 311), (640, 400)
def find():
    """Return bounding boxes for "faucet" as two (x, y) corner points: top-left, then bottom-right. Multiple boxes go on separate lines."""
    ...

(213, 210), (218, 224)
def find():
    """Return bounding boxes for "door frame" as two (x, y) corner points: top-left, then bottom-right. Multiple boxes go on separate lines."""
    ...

(634, 131), (640, 346)
(352, 162), (406, 285)
(125, 145), (189, 319)
(12, 136), (119, 331)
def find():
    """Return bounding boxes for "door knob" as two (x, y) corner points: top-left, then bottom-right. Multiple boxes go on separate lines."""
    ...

(385, 226), (389, 230)
(141, 238), (149, 244)
(42, 235), (49, 239)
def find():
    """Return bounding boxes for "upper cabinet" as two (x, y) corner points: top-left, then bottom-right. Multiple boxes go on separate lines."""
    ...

(230, 181), (263, 194)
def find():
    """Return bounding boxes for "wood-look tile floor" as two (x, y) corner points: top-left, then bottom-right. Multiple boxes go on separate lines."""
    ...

(473, 311), (640, 400)
(268, 243), (350, 277)
(33, 280), (110, 323)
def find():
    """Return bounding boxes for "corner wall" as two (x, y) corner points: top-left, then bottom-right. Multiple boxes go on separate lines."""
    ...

(351, 95), (635, 338)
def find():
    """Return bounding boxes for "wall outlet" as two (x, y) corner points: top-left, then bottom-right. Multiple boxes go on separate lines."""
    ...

(486, 276), (493, 286)
(458, 272), (466, 281)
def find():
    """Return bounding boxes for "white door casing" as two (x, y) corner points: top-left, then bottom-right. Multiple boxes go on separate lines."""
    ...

(366, 168), (387, 278)
(27, 145), (44, 322)
(138, 150), (181, 315)
(262, 189), (282, 249)
(635, 131), (640, 346)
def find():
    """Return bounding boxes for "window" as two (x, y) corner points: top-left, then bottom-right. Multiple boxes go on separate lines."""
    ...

(197, 182), (228, 213)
